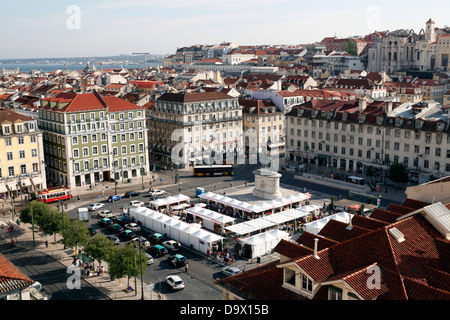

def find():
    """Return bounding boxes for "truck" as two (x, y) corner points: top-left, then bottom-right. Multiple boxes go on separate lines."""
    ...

(78, 207), (89, 221)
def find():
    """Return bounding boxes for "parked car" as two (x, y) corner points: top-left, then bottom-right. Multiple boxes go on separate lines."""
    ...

(107, 235), (120, 245)
(145, 253), (154, 265)
(88, 203), (104, 211)
(108, 195), (122, 202)
(130, 200), (144, 208)
(119, 230), (136, 241)
(111, 215), (128, 226)
(88, 226), (97, 236)
(168, 254), (188, 267)
(221, 266), (242, 277)
(149, 189), (166, 196)
(148, 244), (168, 257)
(162, 240), (181, 251)
(149, 233), (165, 244)
(124, 191), (141, 198)
(165, 275), (185, 291)
(107, 223), (124, 234)
(125, 222), (141, 232)
(98, 218), (113, 227)
(98, 210), (114, 218)
(132, 236), (151, 249)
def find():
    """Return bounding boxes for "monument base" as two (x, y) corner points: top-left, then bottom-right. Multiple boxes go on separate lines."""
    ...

(252, 169), (282, 200)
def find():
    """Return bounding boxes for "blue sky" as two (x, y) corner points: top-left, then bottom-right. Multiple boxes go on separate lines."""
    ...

(0, 0), (449, 59)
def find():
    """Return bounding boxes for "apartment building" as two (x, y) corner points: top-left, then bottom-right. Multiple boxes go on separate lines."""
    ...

(285, 98), (450, 184)
(0, 110), (46, 199)
(240, 99), (285, 161)
(39, 91), (149, 189)
(148, 91), (243, 167)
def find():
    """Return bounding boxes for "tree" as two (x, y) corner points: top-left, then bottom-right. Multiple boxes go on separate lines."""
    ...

(106, 244), (146, 287)
(20, 201), (54, 225)
(388, 163), (409, 184)
(343, 39), (358, 56)
(61, 219), (90, 252)
(20, 201), (63, 243)
(83, 234), (115, 269)
(39, 209), (64, 244)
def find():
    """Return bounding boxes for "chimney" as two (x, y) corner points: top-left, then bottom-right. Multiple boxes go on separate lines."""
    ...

(386, 101), (393, 114)
(358, 97), (367, 111)
(313, 238), (320, 259)
(346, 215), (353, 230)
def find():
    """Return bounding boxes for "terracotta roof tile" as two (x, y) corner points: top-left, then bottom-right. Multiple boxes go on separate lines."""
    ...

(0, 254), (34, 294)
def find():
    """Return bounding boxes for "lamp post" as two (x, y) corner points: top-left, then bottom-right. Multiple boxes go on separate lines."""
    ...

(31, 206), (35, 249)
(58, 200), (66, 249)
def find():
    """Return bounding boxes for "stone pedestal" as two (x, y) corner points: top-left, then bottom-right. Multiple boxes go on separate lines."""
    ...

(252, 169), (282, 200)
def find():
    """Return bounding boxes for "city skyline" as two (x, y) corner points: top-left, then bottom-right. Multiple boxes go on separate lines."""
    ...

(1, 0), (449, 59)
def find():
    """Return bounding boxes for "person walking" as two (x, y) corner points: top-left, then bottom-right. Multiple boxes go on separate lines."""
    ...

(45, 240), (48, 248)
(185, 262), (189, 272)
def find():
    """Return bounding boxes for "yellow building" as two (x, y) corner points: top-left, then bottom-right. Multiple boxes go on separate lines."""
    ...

(0, 110), (46, 200)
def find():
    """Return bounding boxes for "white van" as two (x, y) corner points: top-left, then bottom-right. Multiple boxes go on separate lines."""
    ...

(78, 207), (89, 221)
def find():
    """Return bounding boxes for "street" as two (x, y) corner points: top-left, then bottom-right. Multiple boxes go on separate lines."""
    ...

(30, 163), (405, 300)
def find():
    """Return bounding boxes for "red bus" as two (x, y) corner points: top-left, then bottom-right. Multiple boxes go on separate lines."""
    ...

(37, 187), (72, 203)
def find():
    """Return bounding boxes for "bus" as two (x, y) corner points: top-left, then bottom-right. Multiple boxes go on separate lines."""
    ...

(193, 165), (233, 177)
(37, 187), (72, 203)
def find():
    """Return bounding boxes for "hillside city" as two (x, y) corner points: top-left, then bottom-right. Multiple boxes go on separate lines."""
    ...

(0, 17), (449, 304)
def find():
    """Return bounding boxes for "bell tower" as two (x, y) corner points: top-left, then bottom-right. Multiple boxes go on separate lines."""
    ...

(425, 18), (436, 43)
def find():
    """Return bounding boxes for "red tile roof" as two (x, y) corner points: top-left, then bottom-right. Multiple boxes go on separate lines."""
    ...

(0, 254), (34, 294)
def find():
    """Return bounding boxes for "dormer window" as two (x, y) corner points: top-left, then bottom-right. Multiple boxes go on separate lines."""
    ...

(285, 268), (296, 286)
(302, 274), (313, 292)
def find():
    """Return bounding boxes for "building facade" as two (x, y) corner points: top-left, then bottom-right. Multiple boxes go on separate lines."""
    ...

(368, 19), (450, 73)
(285, 99), (450, 184)
(0, 110), (46, 199)
(240, 99), (285, 164)
(39, 92), (149, 189)
(148, 92), (243, 167)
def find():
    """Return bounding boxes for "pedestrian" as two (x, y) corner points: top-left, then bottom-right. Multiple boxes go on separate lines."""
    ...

(185, 262), (189, 272)
(45, 240), (48, 248)
(214, 185), (216, 191)
(78, 195), (81, 202)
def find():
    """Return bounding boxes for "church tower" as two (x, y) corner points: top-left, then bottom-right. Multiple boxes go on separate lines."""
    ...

(425, 18), (436, 43)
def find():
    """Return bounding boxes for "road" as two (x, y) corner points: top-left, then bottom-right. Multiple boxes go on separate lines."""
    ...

(54, 164), (403, 300)
(0, 243), (110, 300)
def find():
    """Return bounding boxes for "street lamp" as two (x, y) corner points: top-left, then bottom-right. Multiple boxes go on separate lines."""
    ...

(57, 200), (67, 249)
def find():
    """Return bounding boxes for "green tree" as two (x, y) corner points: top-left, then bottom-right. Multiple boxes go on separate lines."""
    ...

(388, 163), (409, 184)
(39, 209), (64, 244)
(84, 234), (115, 269)
(343, 39), (358, 56)
(20, 201), (54, 225)
(61, 218), (90, 252)
(106, 244), (146, 287)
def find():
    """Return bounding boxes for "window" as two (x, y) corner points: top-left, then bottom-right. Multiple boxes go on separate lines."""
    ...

(5, 138), (12, 146)
(285, 268), (296, 286)
(83, 148), (89, 156)
(302, 274), (312, 292)
(19, 150), (25, 159)
(7, 151), (13, 160)
(18, 136), (24, 144)
(73, 149), (79, 158)
(8, 166), (14, 177)
(329, 287), (343, 300)
(21, 164), (27, 175)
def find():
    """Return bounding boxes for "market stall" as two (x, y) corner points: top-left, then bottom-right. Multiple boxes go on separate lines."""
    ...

(184, 206), (236, 234)
(239, 229), (289, 259)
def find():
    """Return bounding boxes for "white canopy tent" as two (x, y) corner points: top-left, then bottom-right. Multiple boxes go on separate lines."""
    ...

(303, 211), (353, 235)
(149, 194), (191, 210)
(198, 191), (311, 215)
(184, 206), (236, 233)
(129, 207), (224, 254)
(239, 229), (290, 259)
(225, 208), (311, 236)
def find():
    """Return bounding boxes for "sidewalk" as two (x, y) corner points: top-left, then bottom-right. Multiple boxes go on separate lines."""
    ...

(0, 213), (166, 300)
(283, 161), (408, 204)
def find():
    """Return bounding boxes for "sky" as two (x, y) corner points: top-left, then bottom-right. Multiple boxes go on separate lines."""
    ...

(0, 0), (449, 59)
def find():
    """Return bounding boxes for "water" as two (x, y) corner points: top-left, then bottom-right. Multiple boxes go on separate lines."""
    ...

(0, 62), (161, 73)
